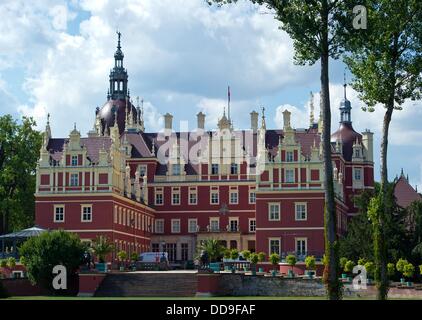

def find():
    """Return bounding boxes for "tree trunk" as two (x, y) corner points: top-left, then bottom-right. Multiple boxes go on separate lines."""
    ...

(375, 103), (394, 300)
(321, 0), (341, 300)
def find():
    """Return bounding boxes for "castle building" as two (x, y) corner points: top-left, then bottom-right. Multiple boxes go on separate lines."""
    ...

(35, 34), (374, 265)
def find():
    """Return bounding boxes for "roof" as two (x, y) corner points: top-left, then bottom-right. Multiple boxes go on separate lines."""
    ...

(394, 175), (421, 208)
(331, 122), (362, 161)
(0, 226), (48, 239)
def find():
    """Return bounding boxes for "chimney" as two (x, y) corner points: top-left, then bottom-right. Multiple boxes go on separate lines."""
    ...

(282, 109), (291, 130)
(197, 112), (205, 129)
(164, 113), (173, 130)
(250, 111), (258, 131)
(361, 129), (374, 162)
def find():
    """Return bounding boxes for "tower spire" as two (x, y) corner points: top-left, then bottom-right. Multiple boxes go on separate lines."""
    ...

(339, 71), (352, 124)
(108, 31), (128, 100)
(309, 91), (315, 127)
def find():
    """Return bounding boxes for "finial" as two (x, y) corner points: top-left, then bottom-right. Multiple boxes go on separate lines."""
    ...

(343, 70), (347, 99)
(116, 30), (121, 49)
(74, 122), (76, 130)
(401, 168), (404, 177)
(47, 113), (50, 124)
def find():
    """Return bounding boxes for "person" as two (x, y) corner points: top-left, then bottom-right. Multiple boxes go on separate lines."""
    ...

(200, 250), (209, 270)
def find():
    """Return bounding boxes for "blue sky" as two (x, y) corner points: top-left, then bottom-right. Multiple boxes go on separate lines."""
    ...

(0, 0), (421, 189)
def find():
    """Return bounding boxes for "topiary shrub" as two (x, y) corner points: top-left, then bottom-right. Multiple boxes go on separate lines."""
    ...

(230, 249), (239, 260)
(387, 263), (396, 278)
(396, 258), (409, 273)
(269, 253), (280, 270)
(344, 260), (355, 274)
(7, 257), (16, 269)
(223, 249), (231, 259)
(286, 254), (297, 270)
(358, 257), (367, 266)
(402, 263), (415, 280)
(339, 257), (348, 270)
(241, 250), (251, 261)
(364, 261), (375, 279)
(257, 252), (266, 263)
(0, 259), (7, 268)
(250, 253), (259, 265)
(305, 256), (316, 270)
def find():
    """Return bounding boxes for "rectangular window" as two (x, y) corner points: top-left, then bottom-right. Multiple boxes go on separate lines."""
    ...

(249, 219), (256, 232)
(152, 243), (159, 252)
(229, 219), (238, 232)
(171, 219), (180, 233)
(285, 169), (294, 183)
(230, 163), (238, 175)
(354, 168), (362, 180)
(210, 218), (219, 232)
(211, 191), (219, 204)
(295, 203), (307, 221)
(155, 219), (164, 233)
(172, 190), (180, 205)
(165, 243), (177, 262)
(249, 192), (256, 204)
(286, 151), (294, 162)
(296, 238), (307, 257)
(155, 192), (163, 205)
(211, 163), (219, 175)
(181, 243), (189, 261)
(81, 205), (92, 222)
(188, 219), (198, 233)
(189, 191), (197, 205)
(230, 191), (238, 204)
(138, 165), (147, 177)
(71, 155), (78, 166)
(172, 164), (181, 176)
(268, 203), (280, 221)
(54, 205), (65, 222)
(269, 239), (280, 255)
(70, 173), (79, 186)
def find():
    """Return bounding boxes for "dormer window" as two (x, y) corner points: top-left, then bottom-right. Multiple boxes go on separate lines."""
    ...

(211, 164), (219, 175)
(71, 155), (78, 166)
(172, 164), (181, 176)
(355, 149), (360, 158)
(286, 151), (294, 162)
(230, 163), (238, 175)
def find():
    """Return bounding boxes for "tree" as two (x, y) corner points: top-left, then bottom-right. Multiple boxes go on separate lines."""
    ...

(208, 0), (354, 299)
(92, 235), (114, 263)
(19, 230), (85, 293)
(197, 239), (225, 262)
(343, 0), (422, 299)
(0, 115), (42, 234)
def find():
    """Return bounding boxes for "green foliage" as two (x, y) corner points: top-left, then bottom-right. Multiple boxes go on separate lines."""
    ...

(0, 259), (7, 268)
(230, 249), (239, 260)
(396, 258), (409, 273)
(364, 262), (376, 278)
(6, 257), (16, 269)
(419, 265), (422, 276)
(18, 230), (85, 291)
(197, 239), (225, 263)
(92, 236), (114, 263)
(340, 257), (348, 269)
(269, 253), (280, 266)
(223, 248), (231, 259)
(305, 256), (316, 270)
(0, 115), (42, 233)
(241, 250), (251, 261)
(130, 252), (138, 262)
(358, 258), (367, 266)
(344, 260), (355, 273)
(249, 253), (259, 265)
(402, 263), (415, 279)
(286, 254), (297, 267)
(387, 263), (396, 277)
(257, 252), (266, 263)
(117, 250), (127, 261)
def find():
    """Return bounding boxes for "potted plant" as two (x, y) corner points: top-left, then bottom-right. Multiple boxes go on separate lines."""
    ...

(364, 261), (375, 285)
(92, 235), (114, 272)
(304, 255), (316, 278)
(130, 252), (138, 271)
(7, 257), (16, 270)
(402, 263), (415, 287)
(340, 257), (348, 279)
(396, 258), (408, 284)
(257, 252), (266, 273)
(241, 250), (251, 271)
(357, 257), (367, 267)
(117, 250), (127, 271)
(344, 260), (355, 282)
(0, 259), (7, 269)
(286, 254), (296, 278)
(269, 253), (280, 277)
(387, 262), (396, 283)
(230, 249), (239, 273)
(249, 253), (259, 276)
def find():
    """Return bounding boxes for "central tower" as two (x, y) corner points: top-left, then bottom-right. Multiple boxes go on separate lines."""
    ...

(108, 31), (128, 100)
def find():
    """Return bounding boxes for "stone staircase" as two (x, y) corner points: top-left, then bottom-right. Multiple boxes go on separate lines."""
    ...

(94, 272), (198, 297)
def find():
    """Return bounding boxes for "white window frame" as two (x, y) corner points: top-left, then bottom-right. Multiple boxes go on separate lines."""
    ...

(268, 238), (281, 255)
(172, 188), (180, 205)
(295, 237), (307, 256)
(138, 164), (147, 178)
(295, 202), (308, 221)
(229, 217), (239, 232)
(155, 219), (164, 234)
(188, 218), (198, 233)
(354, 167), (362, 181)
(268, 202), (280, 221)
(189, 189), (197, 205)
(70, 173), (79, 186)
(155, 189), (164, 205)
(71, 155), (78, 166)
(286, 151), (294, 162)
(249, 191), (256, 204)
(54, 205), (65, 223)
(171, 219), (181, 233)
(285, 169), (295, 183)
(249, 218), (256, 232)
(210, 190), (219, 205)
(81, 205), (92, 222)
(209, 217), (219, 232)
(229, 191), (238, 204)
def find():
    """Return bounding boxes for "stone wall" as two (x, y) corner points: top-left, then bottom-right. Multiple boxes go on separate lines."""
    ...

(217, 274), (326, 297)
